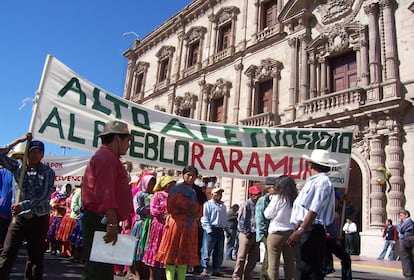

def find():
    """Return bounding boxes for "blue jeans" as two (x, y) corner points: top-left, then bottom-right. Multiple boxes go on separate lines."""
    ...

(378, 240), (395, 260)
(225, 228), (238, 259)
(200, 228), (225, 272)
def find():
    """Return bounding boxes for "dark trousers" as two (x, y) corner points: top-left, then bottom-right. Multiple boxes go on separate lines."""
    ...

(296, 224), (326, 280)
(344, 233), (356, 255)
(0, 218), (11, 250)
(399, 240), (414, 279)
(0, 214), (49, 280)
(326, 238), (352, 280)
(81, 210), (115, 280)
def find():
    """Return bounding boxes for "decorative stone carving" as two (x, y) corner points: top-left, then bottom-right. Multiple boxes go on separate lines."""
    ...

(243, 58), (283, 82)
(156, 46), (176, 59)
(317, 0), (354, 24)
(213, 6), (240, 25)
(207, 78), (232, 101)
(184, 26), (207, 43)
(174, 92), (196, 115)
(135, 61), (149, 73)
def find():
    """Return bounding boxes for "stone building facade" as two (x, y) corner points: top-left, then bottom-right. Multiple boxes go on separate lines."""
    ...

(122, 0), (414, 257)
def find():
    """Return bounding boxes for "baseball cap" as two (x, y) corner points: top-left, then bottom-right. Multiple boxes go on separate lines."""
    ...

(29, 140), (44, 152)
(248, 185), (261, 195)
(211, 187), (224, 194)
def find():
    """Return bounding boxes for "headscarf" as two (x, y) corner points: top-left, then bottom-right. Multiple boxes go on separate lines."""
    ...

(153, 175), (176, 192)
(137, 173), (156, 193)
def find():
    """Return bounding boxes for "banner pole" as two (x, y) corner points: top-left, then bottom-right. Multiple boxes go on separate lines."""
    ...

(13, 55), (54, 223)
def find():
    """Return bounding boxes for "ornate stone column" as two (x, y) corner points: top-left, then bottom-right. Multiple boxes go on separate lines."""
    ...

(380, 0), (399, 80)
(244, 69), (255, 117)
(369, 134), (386, 227)
(173, 28), (185, 83)
(299, 34), (310, 102)
(364, 3), (381, 84)
(309, 50), (317, 99)
(359, 34), (370, 87)
(124, 59), (136, 100)
(271, 62), (283, 125)
(286, 37), (298, 120)
(233, 63), (243, 124)
(319, 56), (328, 95)
(385, 127), (405, 223)
(198, 79), (209, 121)
(167, 92), (175, 115)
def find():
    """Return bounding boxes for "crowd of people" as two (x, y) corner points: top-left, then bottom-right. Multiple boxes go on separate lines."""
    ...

(0, 121), (413, 280)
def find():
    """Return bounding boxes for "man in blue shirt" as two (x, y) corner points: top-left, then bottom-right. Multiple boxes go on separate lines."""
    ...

(200, 186), (228, 277)
(287, 149), (337, 279)
(0, 137), (55, 279)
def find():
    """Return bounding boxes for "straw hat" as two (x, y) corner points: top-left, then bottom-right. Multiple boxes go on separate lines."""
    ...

(302, 149), (338, 167)
(7, 142), (26, 157)
(98, 121), (131, 137)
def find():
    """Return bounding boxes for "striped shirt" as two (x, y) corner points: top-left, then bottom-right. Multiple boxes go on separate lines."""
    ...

(290, 172), (335, 226)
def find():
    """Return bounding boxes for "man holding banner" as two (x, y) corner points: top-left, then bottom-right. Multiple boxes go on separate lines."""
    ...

(0, 136), (55, 280)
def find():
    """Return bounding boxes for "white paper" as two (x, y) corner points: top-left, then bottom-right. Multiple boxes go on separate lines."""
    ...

(90, 231), (136, 265)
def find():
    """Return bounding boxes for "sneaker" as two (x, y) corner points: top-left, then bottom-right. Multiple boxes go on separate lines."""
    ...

(212, 271), (223, 277)
(200, 271), (209, 276)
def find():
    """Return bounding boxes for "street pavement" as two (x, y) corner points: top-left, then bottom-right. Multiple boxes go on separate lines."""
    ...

(10, 247), (405, 279)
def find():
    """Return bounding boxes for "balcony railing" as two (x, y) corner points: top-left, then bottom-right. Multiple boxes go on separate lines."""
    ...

(212, 48), (231, 63)
(302, 87), (366, 117)
(255, 23), (282, 42)
(240, 112), (274, 127)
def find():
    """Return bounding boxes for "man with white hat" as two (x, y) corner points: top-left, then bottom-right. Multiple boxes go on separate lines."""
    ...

(286, 149), (337, 279)
(200, 186), (227, 277)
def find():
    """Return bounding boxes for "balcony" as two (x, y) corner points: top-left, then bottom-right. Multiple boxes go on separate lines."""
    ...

(211, 48), (232, 63)
(240, 112), (274, 127)
(301, 87), (367, 119)
(255, 23), (283, 42)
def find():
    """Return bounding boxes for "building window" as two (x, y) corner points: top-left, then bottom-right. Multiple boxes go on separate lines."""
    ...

(261, 0), (278, 30)
(329, 52), (357, 92)
(210, 97), (224, 122)
(217, 23), (232, 52)
(135, 72), (144, 95)
(254, 80), (272, 114)
(155, 45), (175, 87)
(159, 58), (169, 82)
(187, 41), (200, 67)
(211, 6), (240, 56)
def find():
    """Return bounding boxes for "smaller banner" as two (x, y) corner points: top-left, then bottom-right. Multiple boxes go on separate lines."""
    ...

(43, 155), (89, 186)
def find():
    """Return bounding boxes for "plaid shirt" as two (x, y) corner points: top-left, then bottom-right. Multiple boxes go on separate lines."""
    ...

(19, 163), (55, 216)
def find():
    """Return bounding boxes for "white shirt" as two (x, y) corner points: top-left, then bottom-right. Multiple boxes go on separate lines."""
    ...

(290, 172), (335, 226)
(264, 194), (294, 233)
(343, 221), (357, 234)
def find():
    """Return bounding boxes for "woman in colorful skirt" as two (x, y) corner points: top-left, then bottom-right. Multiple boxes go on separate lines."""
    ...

(142, 175), (176, 280)
(132, 173), (156, 280)
(155, 166), (202, 280)
(56, 183), (76, 257)
(68, 184), (83, 263)
(46, 185), (69, 255)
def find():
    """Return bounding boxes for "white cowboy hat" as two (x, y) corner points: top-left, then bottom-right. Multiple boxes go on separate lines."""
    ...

(302, 149), (338, 167)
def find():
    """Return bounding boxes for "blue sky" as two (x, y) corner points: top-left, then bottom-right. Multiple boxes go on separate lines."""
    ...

(0, 0), (191, 156)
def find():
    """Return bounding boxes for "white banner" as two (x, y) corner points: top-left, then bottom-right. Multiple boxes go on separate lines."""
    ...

(43, 155), (89, 186)
(31, 55), (353, 186)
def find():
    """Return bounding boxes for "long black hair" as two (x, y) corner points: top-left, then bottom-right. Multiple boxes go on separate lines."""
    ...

(274, 175), (298, 206)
